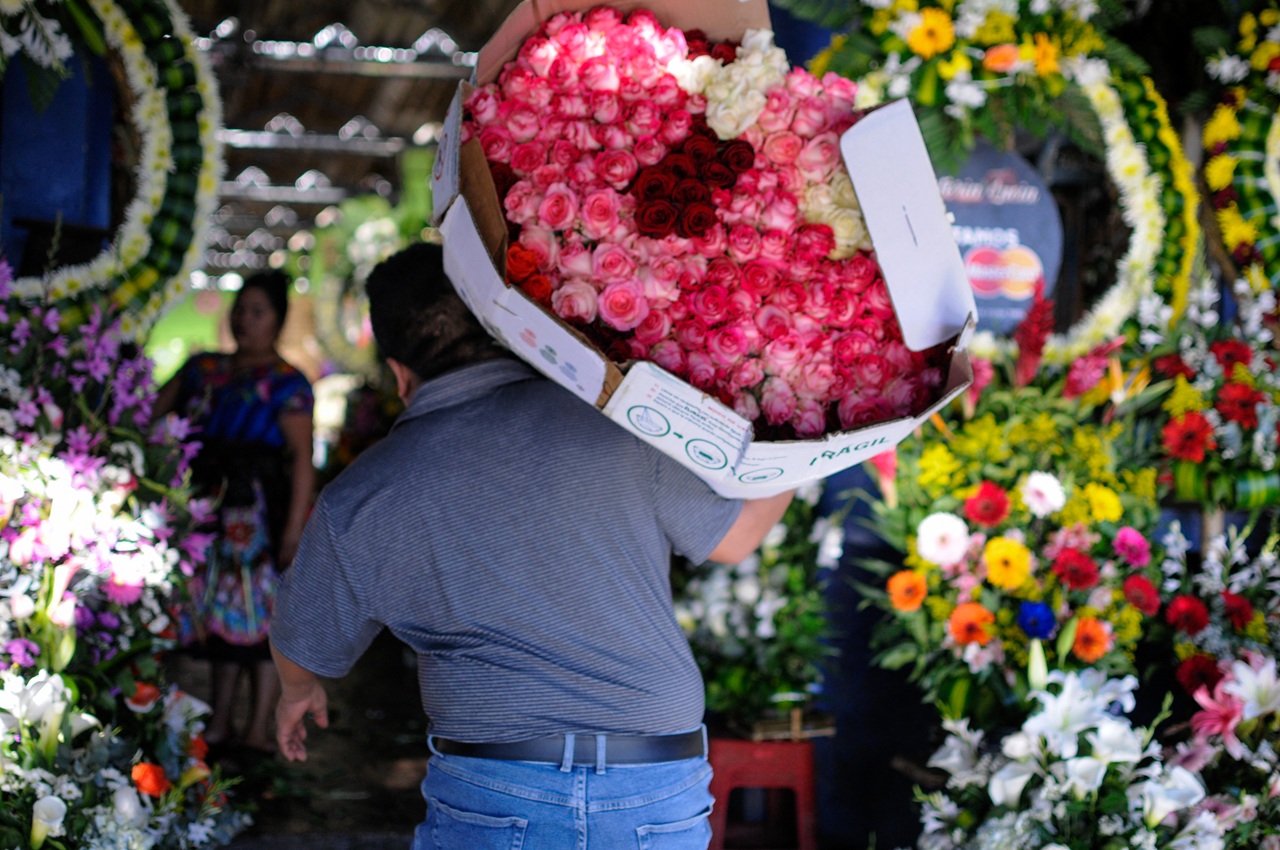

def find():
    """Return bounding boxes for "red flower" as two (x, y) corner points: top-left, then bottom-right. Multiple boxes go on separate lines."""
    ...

(1222, 590), (1254, 631)
(1051, 547), (1100, 590)
(1153, 354), (1195, 380)
(1123, 574), (1161, 616)
(132, 762), (172, 798)
(187, 735), (209, 760)
(1210, 339), (1253, 373)
(519, 273), (552, 305)
(634, 199), (679, 237)
(1166, 594), (1210, 635)
(1175, 654), (1223, 696)
(1161, 412), (1217, 463)
(963, 481), (1010, 527)
(1215, 382), (1265, 429)
(506, 242), (540, 284)
(1012, 286), (1054, 386)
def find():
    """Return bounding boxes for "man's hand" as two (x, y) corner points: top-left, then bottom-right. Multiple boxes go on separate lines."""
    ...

(271, 643), (330, 761)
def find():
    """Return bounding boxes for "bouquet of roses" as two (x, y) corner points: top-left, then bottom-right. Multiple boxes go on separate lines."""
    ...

(673, 482), (843, 733)
(0, 254), (249, 848)
(1134, 278), (1280, 509)
(462, 4), (950, 440)
(915, 670), (1226, 850)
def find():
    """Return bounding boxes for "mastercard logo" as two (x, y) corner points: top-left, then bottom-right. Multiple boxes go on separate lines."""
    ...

(964, 245), (1043, 301)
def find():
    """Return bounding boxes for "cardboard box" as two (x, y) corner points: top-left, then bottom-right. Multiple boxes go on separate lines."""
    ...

(432, 0), (977, 499)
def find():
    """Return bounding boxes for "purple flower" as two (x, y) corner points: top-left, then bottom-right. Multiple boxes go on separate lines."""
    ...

(97, 610), (120, 630)
(14, 400), (38, 428)
(11, 317), (31, 346)
(46, 336), (68, 357)
(41, 307), (60, 333)
(4, 638), (40, 667)
(0, 256), (12, 293)
(76, 605), (97, 633)
(65, 426), (100, 454)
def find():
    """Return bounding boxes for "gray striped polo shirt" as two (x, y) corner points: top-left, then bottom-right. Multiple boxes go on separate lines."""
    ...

(272, 358), (743, 742)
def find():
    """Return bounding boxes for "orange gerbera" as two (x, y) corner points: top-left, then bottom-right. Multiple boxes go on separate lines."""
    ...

(983, 43), (1019, 72)
(1071, 616), (1112, 663)
(132, 762), (172, 797)
(949, 602), (995, 646)
(887, 571), (928, 612)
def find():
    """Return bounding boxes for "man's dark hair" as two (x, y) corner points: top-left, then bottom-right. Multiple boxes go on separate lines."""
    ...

(365, 241), (504, 382)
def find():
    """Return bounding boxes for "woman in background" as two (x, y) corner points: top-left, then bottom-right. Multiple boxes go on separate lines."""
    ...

(155, 269), (315, 754)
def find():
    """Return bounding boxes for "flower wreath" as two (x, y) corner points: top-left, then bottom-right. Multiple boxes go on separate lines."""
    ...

(1202, 4), (1280, 294)
(802, 0), (1200, 363)
(8, 0), (221, 339)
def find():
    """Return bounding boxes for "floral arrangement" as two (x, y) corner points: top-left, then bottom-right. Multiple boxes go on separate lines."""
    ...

(0, 255), (249, 848)
(673, 482), (844, 733)
(1134, 276), (1280, 508)
(859, 321), (1163, 728)
(1202, 3), (1280, 293)
(6, 0), (222, 340)
(915, 670), (1226, 850)
(463, 5), (951, 440)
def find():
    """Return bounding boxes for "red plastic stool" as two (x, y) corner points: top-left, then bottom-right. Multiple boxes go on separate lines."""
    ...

(707, 737), (817, 850)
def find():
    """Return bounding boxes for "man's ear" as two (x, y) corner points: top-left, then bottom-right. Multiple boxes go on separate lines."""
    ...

(386, 358), (420, 403)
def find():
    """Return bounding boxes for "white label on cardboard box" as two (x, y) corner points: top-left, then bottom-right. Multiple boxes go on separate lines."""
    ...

(602, 361), (751, 481)
(841, 100), (976, 352)
(441, 195), (607, 404)
(733, 417), (914, 483)
(431, 87), (465, 226)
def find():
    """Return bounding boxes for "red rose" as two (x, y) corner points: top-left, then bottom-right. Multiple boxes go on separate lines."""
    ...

(506, 242), (540, 284)
(700, 159), (737, 189)
(681, 134), (718, 162)
(1222, 590), (1254, 631)
(1175, 654), (1223, 696)
(187, 735), (209, 760)
(684, 28), (711, 58)
(664, 152), (697, 179)
(635, 199), (680, 238)
(676, 202), (718, 239)
(519, 273), (553, 305)
(1122, 574), (1161, 616)
(710, 41), (738, 63)
(1052, 548), (1100, 591)
(1161, 412), (1216, 463)
(1153, 354), (1195, 380)
(632, 167), (676, 201)
(1166, 594), (1210, 635)
(489, 162), (517, 200)
(1215, 382), (1265, 429)
(672, 177), (711, 206)
(962, 481), (1009, 527)
(132, 762), (172, 798)
(720, 139), (756, 174)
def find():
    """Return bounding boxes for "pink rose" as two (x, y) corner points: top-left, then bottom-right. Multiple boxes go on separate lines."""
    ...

(536, 183), (579, 231)
(704, 257), (742, 290)
(674, 317), (708, 350)
(796, 354), (838, 400)
(721, 192), (764, 227)
(597, 278), (649, 330)
(846, 252), (879, 290)
(880, 376), (918, 415)
(556, 238), (594, 278)
(580, 189), (624, 241)
(755, 303), (794, 340)
(633, 134), (669, 167)
(727, 288), (760, 320)
(759, 229), (791, 265)
(690, 223), (728, 259)
(545, 55), (580, 90)
(594, 123), (633, 151)
(529, 164), (562, 190)
(791, 95), (830, 138)
(565, 159), (596, 187)
(551, 279), (598, 324)
(510, 141), (548, 176)
(579, 55), (620, 91)
(550, 92), (590, 120)
(633, 309), (672, 345)
(517, 226), (559, 271)
(466, 85), (501, 124)
(649, 74), (687, 109)
(757, 87), (795, 134)
(837, 391), (895, 430)
(792, 398), (827, 437)
(785, 66), (822, 99)
(831, 330), (878, 364)
(503, 181), (541, 225)
(518, 36), (559, 77)
(732, 392), (761, 423)
(593, 150), (638, 190)
(479, 126), (515, 164)
(726, 224), (762, 263)
(740, 261), (780, 298)
(795, 224), (836, 262)
(825, 291), (860, 329)
(592, 243), (638, 282)
(626, 101), (664, 136)
(590, 91), (622, 124)
(796, 131), (843, 182)
(707, 324), (750, 368)
(563, 120), (600, 152)
(759, 192), (800, 232)
(728, 357), (765, 391)
(659, 109), (694, 145)
(863, 279), (897, 321)
(552, 21), (591, 60)
(821, 73), (859, 109)
(688, 284), (729, 325)
(770, 281), (808, 314)
(763, 330), (807, 376)
(760, 377), (798, 425)
(618, 77), (647, 103)
(847, 354), (888, 392)
(541, 12), (574, 38)
(1114, 527), (1152, 567)
(761, 131), (804, 165)
(584, 5), (623, 32)
(549, 140), (580, 169)
(649, 339), (686, 374)
(685, 351), (718, 390)
(640, 255), (683, 306)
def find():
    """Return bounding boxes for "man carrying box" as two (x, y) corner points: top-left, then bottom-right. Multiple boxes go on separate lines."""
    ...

(269, 242), (794, 849)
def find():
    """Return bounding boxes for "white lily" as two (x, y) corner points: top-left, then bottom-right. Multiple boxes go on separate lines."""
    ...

(1134, 766), (1205, 828)
(29, 796), (67, 849)
(1222, 656), (1280, 721)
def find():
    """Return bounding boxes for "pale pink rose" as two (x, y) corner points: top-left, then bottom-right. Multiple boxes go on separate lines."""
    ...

(550, 92), (590, 120)
(739, 261), (780, 298)
(761, 131), (804, 165)
(688, 284), (730, 325)
(581, 190), (623, 241)
(760, 377), (798, 425)
(649, 74), (687, 109)
(598, 278), (650, 330)
(633, 134), (669, 167)
(565, 159), (596, 188)
(707, 324), (750, 368)
(623, 50), (661, 88)
(639, 257), (682, 306)
(796, 132), (843, 182)
(649, 339), (686, 374)
(838, 391), (896, 429)
(775, 164), (807, 195)
(537, 183), (580, 231)
(466, 85), (501, 124)
(503, 181), (541, 225)
(847, 354), (888, 391)
(690, 223), (728, 259)
(685, 350), (718, 390)
(739, 124), (765, 152)
(771, 281), (808, 314)
(796, 353), (838, 399)
(584, 5), (623, 32)
(590, 91), (622, 124)
(478, 126), (515, 164)
(726, 224), (762, 263)
(727, 288), (759, 320)
(541, 12), (574, 38)
(556, 238), (594, 279)
(618, 77), (647, 103)
(758, 230), (790, 265)
(728, 357), (765, 391)
(654, 27), (687, 63)
(674, 317), (708, 350)
(545, 55), (580, 90)
(529, 164), (563, 190)
(792, 398), (827, 437)
(552, 21), (591, 59)
(592, 243), (638, 282)
(785, 66), (822, 99)
(791, 95), (831, 137)
(821, 73), (859, 109)
(831, 329), (877, 364)
(579, 55), (620, 92)
(510, 141), (548, 176)
(549, 139), (580, 169)
(759, 192), (800, 232)
(518, 36), (560, 78)
(634, 309), (672, 345)
(659, 109), (694, 146)
(594, 123), (633, 151)
(626, 101), (664, 136)
(563, 120), (600, 152)
(757, 87), (795, 134)
(763, 330), (807, 376)
(732, 391), (761, 423)
(755, 303), (794, 340)
(685, 92), (707, 115)
(805, 281), (834, 323)
(593, 150), (638, 190)
(552, 279), (598, 324)
(518, 225), (559, 270)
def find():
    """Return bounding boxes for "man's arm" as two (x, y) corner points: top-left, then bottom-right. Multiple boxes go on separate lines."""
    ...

(271, 642), (330, 762)
(705, 489), (795, 564)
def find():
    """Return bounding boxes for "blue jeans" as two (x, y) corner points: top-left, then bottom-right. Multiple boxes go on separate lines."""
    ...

(413, 741), (713, 850)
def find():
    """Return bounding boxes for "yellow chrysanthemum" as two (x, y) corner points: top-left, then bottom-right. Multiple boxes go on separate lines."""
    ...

(1162, 374), (1208, 416)
(1252, 39), (1280, 71)
(1230, 362), (1256, 388)
(1204, 154), (1239, 192)
(1246, 263), (1270, 294)
(973, 10), (1016, 45)
(1216, 204), (1259, 250)
(983, 537), (1032, 591)
(1244, 611), (1269, 642)
(1120, 468), (1158, 504)
(1007, 412), (1062, 457)
(1203, 104), (1243, 150)
(1111, 604), (1143, 646)
(907, 8), (956, 59)
(1262, 8), (1280, 26)
(1057, 493), (1091, 527)
(1240, 13), (1258, 53)
(1084, 482), (1123, 524)
(924, 595), (954, 622)
(1071, 427), (1119, 490)
(1032, 32), (1060, 76)
(917, 443), (964, 499)
(952, 414), (1013, 465)
(1173, 641), (1199, 662)
(937, 50), (972, 80)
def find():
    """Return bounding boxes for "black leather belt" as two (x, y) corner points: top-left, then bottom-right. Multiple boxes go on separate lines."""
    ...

(431, 729), (705, 765)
